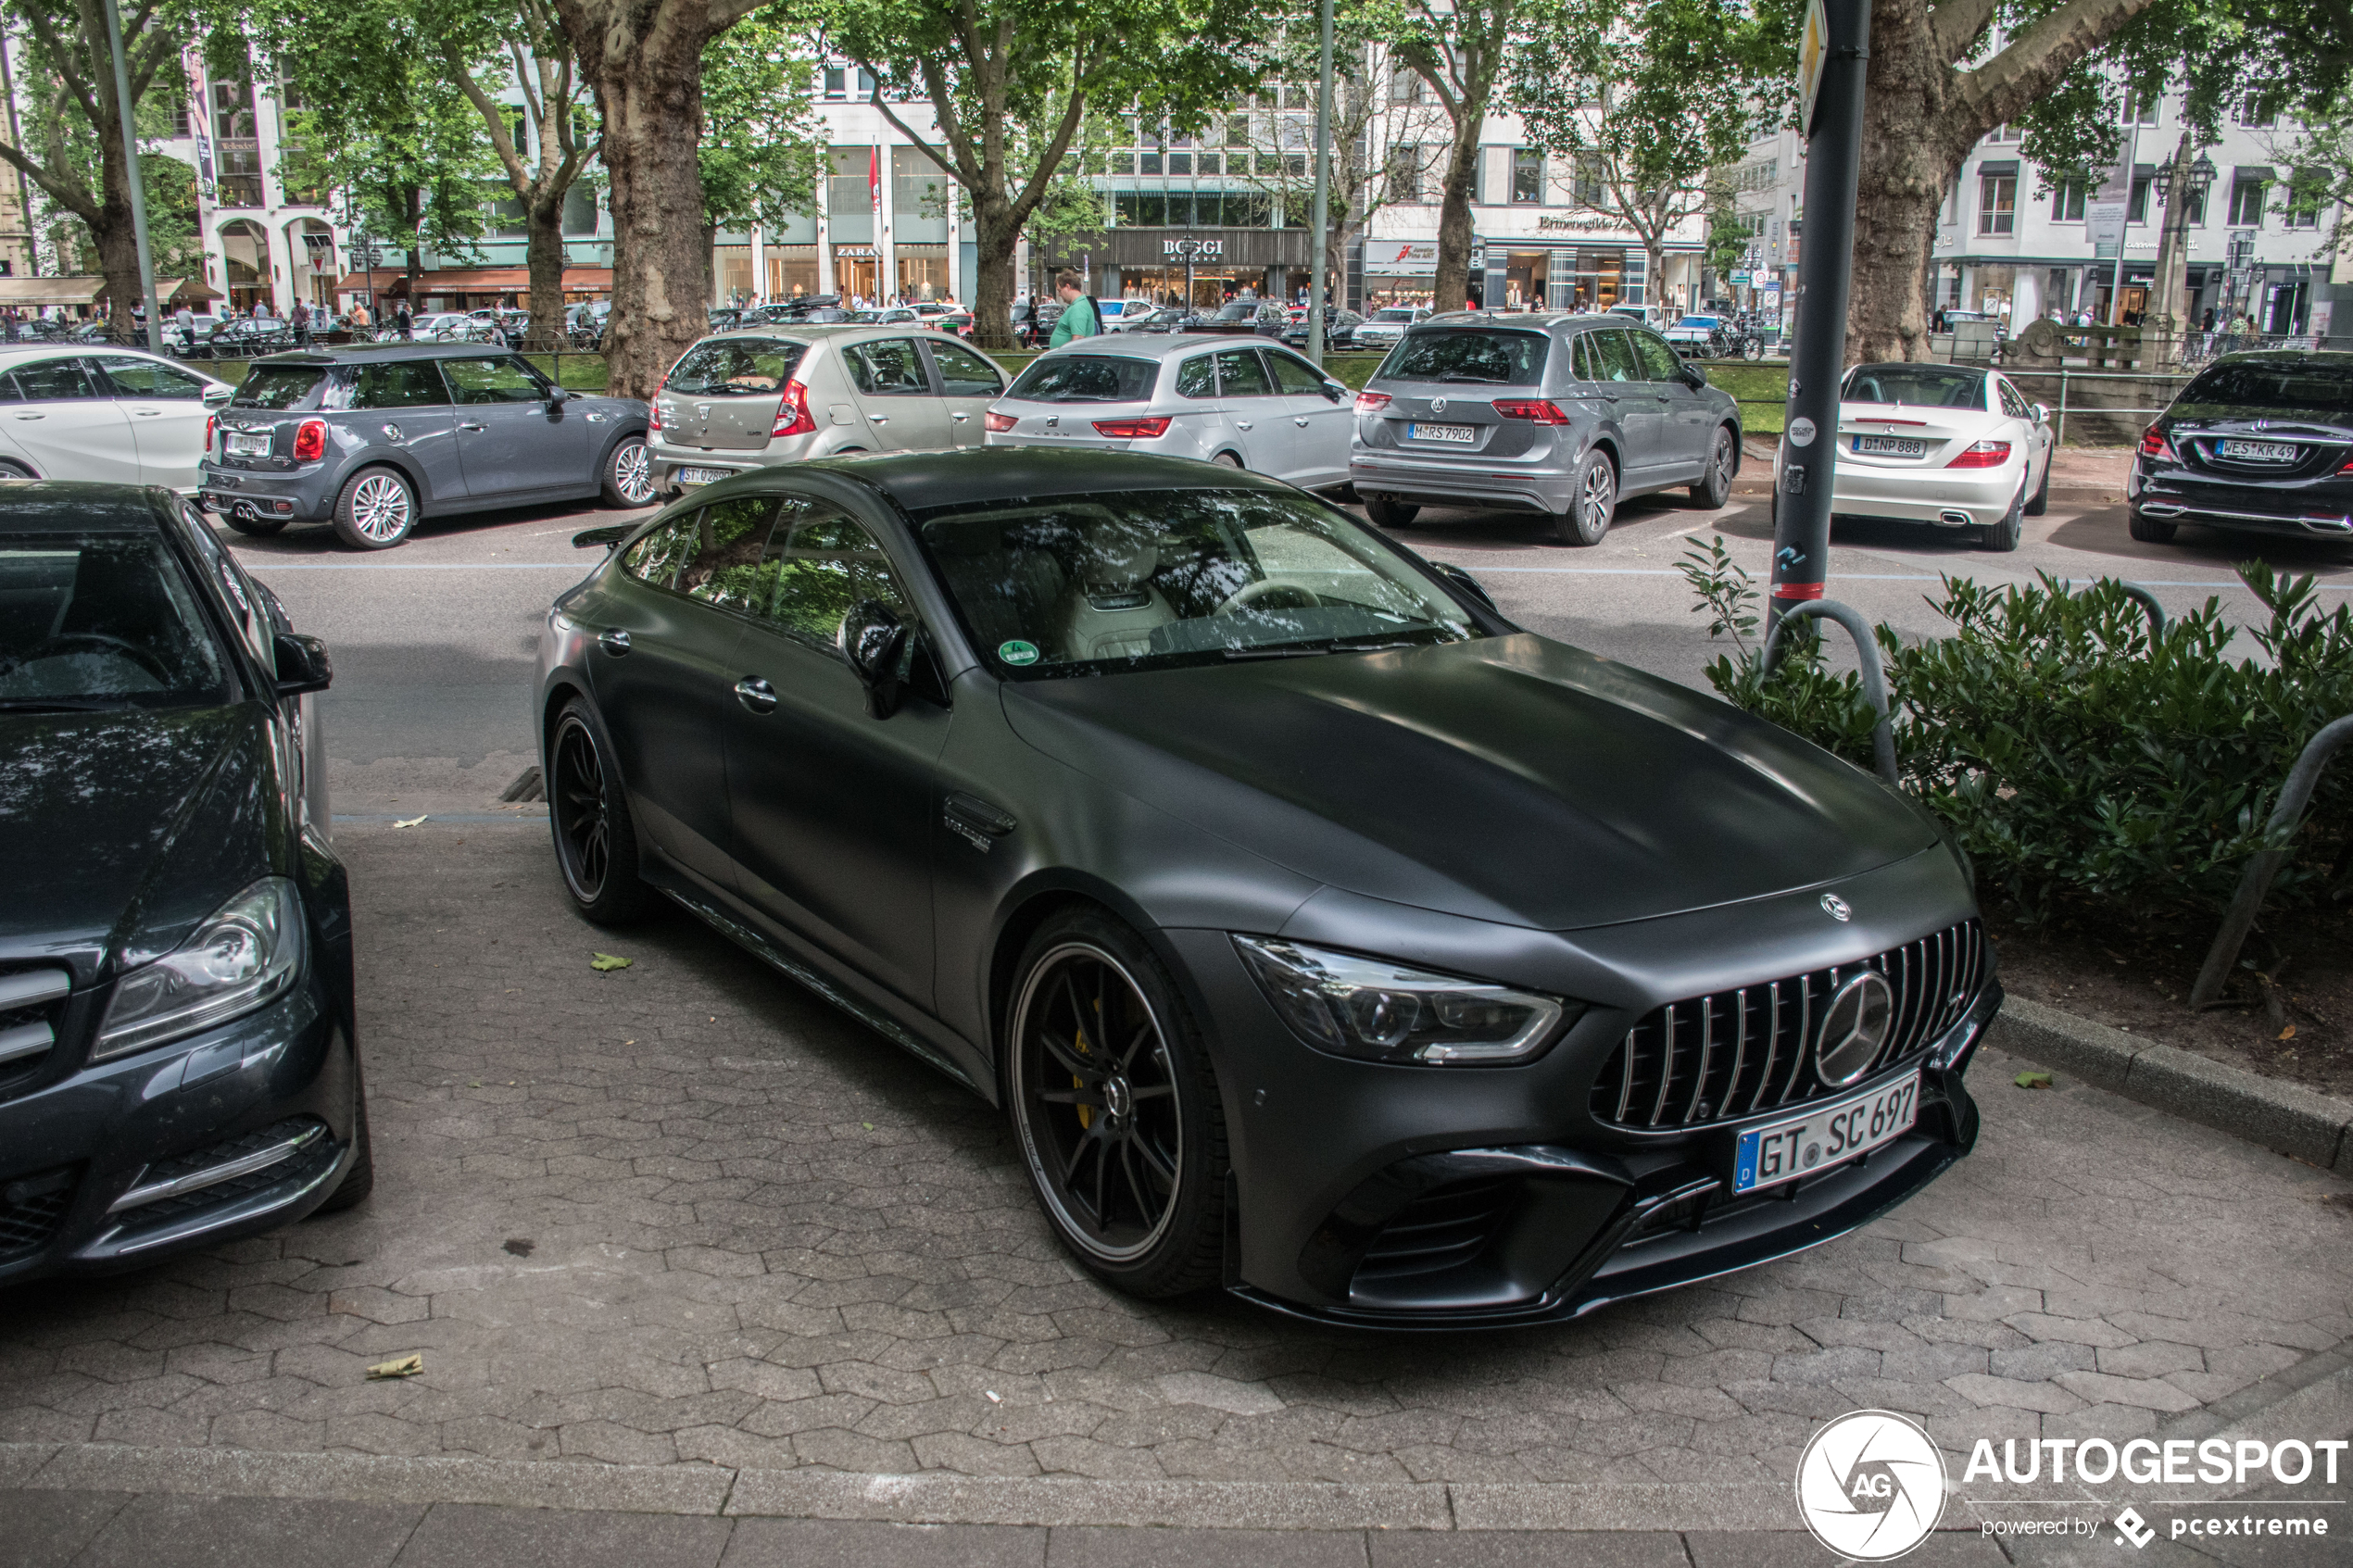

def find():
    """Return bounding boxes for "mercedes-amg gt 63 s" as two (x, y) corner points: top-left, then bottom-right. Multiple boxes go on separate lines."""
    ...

(535, 448), (1996, 1328)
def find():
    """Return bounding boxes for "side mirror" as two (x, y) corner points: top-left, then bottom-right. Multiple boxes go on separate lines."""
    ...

(272, 631), (332, 696)
(1428, 560), (1496, 612)
(203, 384), (233, 408)
(2032, 403), (2049, 425)
(1685, 362), (1709, 388)
(1323, 380), (1348, 401)
(837, 599), (909, 719)
(547, 384), (573, 405)
(572, 522), (633, 551)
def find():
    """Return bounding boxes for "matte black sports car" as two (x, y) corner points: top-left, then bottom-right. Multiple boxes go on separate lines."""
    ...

(535, 449), (1995, 1327)
(2132, 349), (2353, 545)
(0, 483), (369, 1285)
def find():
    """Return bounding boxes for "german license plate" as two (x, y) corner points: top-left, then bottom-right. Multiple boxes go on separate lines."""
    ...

(1854, 434), (1925, 457)
(674, 467), (731, 485)
(2220, 439), (2296, 463)
(1409, 422), (1476, 444)
(226, 432), (271, 457)
(1733, 1072), (1919, 1194)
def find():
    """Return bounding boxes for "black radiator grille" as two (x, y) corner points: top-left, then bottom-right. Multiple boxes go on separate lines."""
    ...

(1591, 920), (1984, 1131)
(0, 966), (71, 1101)
(0, 1167), (76, 1261)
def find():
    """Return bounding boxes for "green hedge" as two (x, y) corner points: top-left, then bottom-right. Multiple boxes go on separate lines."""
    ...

(1680, 536), (2353, 924)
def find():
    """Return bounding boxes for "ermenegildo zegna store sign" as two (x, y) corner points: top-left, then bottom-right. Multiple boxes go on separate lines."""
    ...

(1036, 229), (1314, 269)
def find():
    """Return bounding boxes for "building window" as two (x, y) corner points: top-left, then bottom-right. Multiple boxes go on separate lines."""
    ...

(562, 182), (600, 235)
(2184, 183), (2207, 225)
(822, 65), (875, 101)
(1977, 172), (2016, 234)
(1988, 123), (2021, 144)
(1572, 153), (1604, 207)
(1512, 149), (1544, 204)
(2051, 181), (2086, 220)
(2233, 95), (2276, 128)
(2121, 89), (2159, 126)
(2286, 170), (2322, 230)
(2128, 176), (2149, 223)
(1386, 144), (1423, 205)
(2228, 178), (2266, 226)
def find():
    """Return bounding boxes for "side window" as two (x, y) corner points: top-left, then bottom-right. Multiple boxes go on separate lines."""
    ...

(1265, 352), (1327, 395)
(10, 358), (98, 400)
(353, 361), (451, 409)
(843, 338), (930, 396)
(177, 499), (271, 661)
(441, 356), (549, 404)
(95, 356), (208, 398)
(1996, 379), (2029, 418)
(620, 512), (702, 589)
(927, 340), (1004, 397)
(1590, 331), (1641, 383)
(744, 501), (912, 650)
(1176, 356), (1216, 398)
(678, 495), (784, 613)
(1631, 332), (1682, 381)
(1214, 349), (1274, 397)
(1568, 336), (1596, 382)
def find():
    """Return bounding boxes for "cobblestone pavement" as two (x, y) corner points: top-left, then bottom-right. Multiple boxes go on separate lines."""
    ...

(3, 822), (2349, 1502)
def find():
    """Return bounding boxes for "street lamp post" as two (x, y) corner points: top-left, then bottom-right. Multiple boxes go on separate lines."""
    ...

(2148, 145), (2216, 366)
(1171, 237), (1206, 313)
(1306, 0), (1334, 366)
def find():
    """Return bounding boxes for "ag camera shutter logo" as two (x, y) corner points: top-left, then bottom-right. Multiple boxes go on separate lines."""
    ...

(1795, 1410), (1948, 1560)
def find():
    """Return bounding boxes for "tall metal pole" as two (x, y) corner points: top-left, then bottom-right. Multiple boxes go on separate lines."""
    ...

(98, 0), (162, 352)
(1306, 0), (1335, 366)
(1768, 0), (1869, 623)
(0, 30), (39, 277)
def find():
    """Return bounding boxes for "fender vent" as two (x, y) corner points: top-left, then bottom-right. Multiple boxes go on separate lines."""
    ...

(1351, 1175), (1519, 1289)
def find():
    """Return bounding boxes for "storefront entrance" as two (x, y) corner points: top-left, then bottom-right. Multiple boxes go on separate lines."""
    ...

(1503, 250), (1551, 311)
(834, 247), (878, 303)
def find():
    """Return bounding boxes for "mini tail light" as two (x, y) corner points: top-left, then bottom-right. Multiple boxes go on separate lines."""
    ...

(203, 414), (215, 454)
(649, 376), (668, 433)
(1946, 439), (2010, 469)
(2141, 424), (2178, 463)
(769, 378), (816, 440)
(1492, 399), (1570, 425)
(291, 419), (327, 462)
(1353, 391), (1391, 415)
(984, 410), (1019, 433)
(1091, 416), (1172, 439)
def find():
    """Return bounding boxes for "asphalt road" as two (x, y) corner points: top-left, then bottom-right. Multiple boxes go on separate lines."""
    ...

(209, 465), (2353, 815)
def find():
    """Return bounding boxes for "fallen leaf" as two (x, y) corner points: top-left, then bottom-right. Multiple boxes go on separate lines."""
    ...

(391, 815), (427, 829)
(2279, 1024), (2297, 1041)
(366, 1354), (423, 1380)
(589, 953), (631, 972)
(862, 1122), (875, 1131)
(469, 1081), (481, 1088)
(2015, 1071), (2054, 1090)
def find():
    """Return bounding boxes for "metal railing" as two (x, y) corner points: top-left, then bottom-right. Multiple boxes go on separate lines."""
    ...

(1760, 599), (1899, 786)
(2190, 715), (2353, 1008)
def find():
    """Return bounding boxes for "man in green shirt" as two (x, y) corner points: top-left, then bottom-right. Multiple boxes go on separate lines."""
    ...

(1048, 270), (1099, 347)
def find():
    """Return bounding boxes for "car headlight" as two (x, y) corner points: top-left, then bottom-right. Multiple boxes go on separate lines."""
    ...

(1232, 935), (1578, 1066)
(94, 878), (304, 1061)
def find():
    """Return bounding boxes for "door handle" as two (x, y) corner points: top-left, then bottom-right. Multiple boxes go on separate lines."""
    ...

(134, 408), (162, 417)
(950, 412), (969, 422)
(868, 414), (888, 424)
(459, 421), (485, 432)
(597, 628), (631, 655)
(1236, 420), (1253, 430)
(13, 412), (43, 420)
(734, 676), (777, 714)
(1294, 417), (1309, 427)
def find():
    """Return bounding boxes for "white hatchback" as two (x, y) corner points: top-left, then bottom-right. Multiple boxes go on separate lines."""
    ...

(983, 336), (1355, 490)
(0, 346), (233, 492)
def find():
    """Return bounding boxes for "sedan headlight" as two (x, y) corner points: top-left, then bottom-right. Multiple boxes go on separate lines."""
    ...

(1232, 935), (1578, 1066)
(95, 878), (305, 1061)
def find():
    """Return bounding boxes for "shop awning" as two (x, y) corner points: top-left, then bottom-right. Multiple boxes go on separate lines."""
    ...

(98, 277), (222, 305)
(333, 265), (615, 296)
(0, 276), (104, 306)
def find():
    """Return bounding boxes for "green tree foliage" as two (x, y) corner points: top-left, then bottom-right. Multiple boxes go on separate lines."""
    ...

(698, 9), (824, 296)
(817, 0), (1263, 347)
(1386, 0), (1521, 313)
(1509, 0), (1783, 314)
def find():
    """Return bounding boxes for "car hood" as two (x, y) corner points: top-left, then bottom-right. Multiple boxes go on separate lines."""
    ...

(1001, 633), (1937, 932)
(0, 704), (282, 986)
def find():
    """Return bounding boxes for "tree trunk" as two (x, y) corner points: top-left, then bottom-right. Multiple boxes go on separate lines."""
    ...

(1432, 135), (1479, 312)
(95, 204), (138, 341)
(525, 198), (567, 350)
(971, 194), (1020, 351)
(1848, 12), (1966, 363)
(574, 30), (712, 398)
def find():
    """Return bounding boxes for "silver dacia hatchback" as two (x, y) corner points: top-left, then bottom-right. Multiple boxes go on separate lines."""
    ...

(648, 324), (1010, 495)
(1350, 312), (1743, 545)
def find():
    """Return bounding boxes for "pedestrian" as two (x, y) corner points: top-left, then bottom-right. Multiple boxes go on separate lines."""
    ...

(1047, 269), (1100, 347)
(292, 298), (311, 346)
(253, 297), (272, 320)
(351, 299), (372, 333)
(396, 301), (412, 339)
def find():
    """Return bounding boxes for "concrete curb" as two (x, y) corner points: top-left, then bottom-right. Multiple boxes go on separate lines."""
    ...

(1988, 995), (2353, 1173)
(1724, 479), (2121, 505)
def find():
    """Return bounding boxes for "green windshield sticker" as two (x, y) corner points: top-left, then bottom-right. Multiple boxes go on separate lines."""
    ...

(998, 639), (1040, 666)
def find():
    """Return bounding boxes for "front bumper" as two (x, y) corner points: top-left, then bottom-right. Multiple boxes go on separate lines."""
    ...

(1351, 450), (1575, 516)
(0, 973), (359, 1286)
(198, 460), (335, 523)
(2133, 458), (2353, 537)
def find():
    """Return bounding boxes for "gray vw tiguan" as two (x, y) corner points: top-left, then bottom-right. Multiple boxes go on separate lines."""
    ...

(1351, 312), (1742, 545)
(199, 344), (653, 549)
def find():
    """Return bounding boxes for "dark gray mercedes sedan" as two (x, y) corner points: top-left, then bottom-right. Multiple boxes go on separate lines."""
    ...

(199, 344), (654, 549)
(534, 448), (1995, 1328)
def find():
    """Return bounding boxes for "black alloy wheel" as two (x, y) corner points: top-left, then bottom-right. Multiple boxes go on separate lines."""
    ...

(548, 700), (651, 923)
(1364, 495), (1419, 527)
(2127, 507), (2178, 544)
(1557, 448), (1617, 546)
(1980, 477), (2026, 553)
(1691, 426), (1735, 508)
(1007, 912), (1225, 1297)
(2023, 447), (2053, 516)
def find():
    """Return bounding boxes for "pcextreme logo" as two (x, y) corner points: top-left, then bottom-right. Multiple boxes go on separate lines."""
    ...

(1794, 1410), (1948, 1561)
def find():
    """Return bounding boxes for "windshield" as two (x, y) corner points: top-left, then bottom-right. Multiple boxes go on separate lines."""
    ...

(0, 531), (233, 709)
(233, 367), (325, 408)
(1676, 316), (1718, 329)
(1843, 366), (1987, 408)
(913, 487), (1479, 678)
(666, 336), (808, 395)
(2179, 360), (2353, 415)
(1372, 309), (1416, 322)
(1381, 329), (1550, 384)
(1005, 356), (1159, 402)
